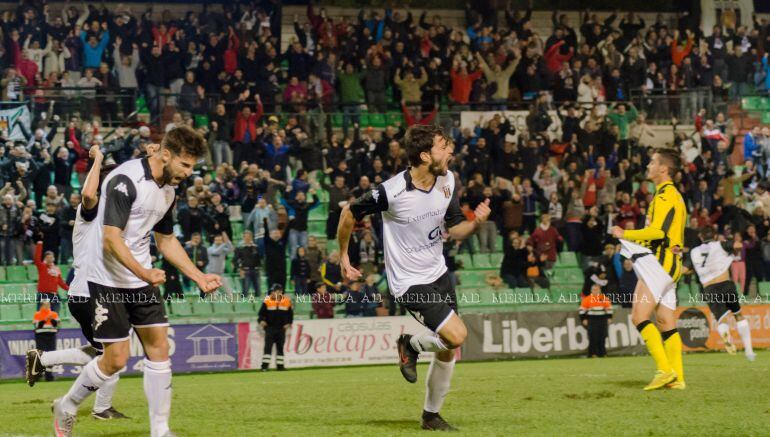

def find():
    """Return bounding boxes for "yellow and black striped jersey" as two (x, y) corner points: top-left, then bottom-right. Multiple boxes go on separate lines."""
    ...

(623, 181), (687, 281)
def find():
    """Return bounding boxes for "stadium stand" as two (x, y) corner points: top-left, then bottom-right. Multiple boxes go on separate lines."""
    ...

(0, 1), (770, 330)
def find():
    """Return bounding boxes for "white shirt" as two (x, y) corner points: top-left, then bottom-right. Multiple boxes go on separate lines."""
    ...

(68, 204), (99, 297)
(350, 170), (464, 297)
(689, 240), (734, 285)
(88, 158), (176, 289)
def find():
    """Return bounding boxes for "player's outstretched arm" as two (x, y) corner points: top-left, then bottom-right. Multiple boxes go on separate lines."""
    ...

(337, 204), (362, 281)
(155, 232), (222, 293)
(81, 146), (103, 210)
(448, 199), (490, 241)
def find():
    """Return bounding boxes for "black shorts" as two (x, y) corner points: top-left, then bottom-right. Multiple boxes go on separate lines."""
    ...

(67, 295), (102, 351)
(704, 280), (741, 322)
(396, 271), (457, 332)
(89, 282), (168, 343)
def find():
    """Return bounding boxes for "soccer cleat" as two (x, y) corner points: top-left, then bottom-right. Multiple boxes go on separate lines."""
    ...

(92, 406), (130, 420)
(26, 349), (45, 387)
(666, 381), (686, 390)
(421, 412), (458, 432)
(397, 334), (418, 383)
(52, 398), (76, 437)
(643, 370), (677, 391)
(722, 335), (737, 355)
(746, 352), (756, 362)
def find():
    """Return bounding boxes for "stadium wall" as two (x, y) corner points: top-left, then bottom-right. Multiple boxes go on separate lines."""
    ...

(2, 305), (768, 378)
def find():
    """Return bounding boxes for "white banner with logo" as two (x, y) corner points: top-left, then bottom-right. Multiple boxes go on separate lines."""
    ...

(0, 105), (32, 141)
(237, 316), (433, 369)
(459, 110), (563, 143)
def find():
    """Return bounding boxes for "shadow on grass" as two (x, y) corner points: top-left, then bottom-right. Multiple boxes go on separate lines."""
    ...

(610, 379), (645, 388)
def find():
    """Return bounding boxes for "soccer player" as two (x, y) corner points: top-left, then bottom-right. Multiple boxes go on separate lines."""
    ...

(683, 227), (755, 361)
(337, 125), (491, 431)
(610, 148), (687, 390)
(27, 146), (129, 419)
(52, 126), (222, 437)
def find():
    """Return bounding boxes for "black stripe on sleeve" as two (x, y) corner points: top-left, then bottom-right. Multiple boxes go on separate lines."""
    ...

(103, 175), (137, 230)
(350, 185), (388, 221)
(153, 198), (176, 235)
(80, 203), (98, 223)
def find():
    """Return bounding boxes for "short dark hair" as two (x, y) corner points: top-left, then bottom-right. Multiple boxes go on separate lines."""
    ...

(653, 147), (681, 177)
(404, 125), (444, 167)
(698, 226), (715, 241)
(162, 125), (207, 158)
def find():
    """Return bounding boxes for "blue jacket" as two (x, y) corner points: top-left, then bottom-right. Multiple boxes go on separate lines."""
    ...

(80, 30), (110, 69)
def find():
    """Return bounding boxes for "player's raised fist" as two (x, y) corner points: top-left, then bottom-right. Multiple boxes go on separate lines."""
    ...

(340, 254), (362, 281)
(474, 199), (491, 223)
(197, 273), (223, 293)
(609, 226), (625, 239)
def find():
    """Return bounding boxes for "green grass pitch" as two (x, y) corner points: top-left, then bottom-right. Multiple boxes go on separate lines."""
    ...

(1, 351), (767, 436)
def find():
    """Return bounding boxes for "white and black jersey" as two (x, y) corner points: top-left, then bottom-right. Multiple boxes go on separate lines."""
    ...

(68, 203), (99, 298)
(88, 158), (176, 289)
(687, 240), (734, 285)
(350, 169), (465, 298)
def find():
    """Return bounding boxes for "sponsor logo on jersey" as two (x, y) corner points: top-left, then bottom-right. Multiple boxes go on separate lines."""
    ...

(114, 182), (129, 196)
(371, 189), (380, 203)
(443, 185), (450, 198)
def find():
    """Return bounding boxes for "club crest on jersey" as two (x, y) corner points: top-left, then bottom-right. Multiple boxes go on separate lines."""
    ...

(114, 182), (129, 196)
(372, 189), (380, 203)
(442, 185), (450, 198)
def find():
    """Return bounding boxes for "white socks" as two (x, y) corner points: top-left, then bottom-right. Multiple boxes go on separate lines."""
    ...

(736, 319), (754, 356)
(717, 323), (732, 344)
(424, 357), (455, 414)
(40, 348), (93, 367)
(93, 373), (121, 414)
(61, 358), (109, 414)
(144, 359), (172, 437)
(410, 332), (449, 353)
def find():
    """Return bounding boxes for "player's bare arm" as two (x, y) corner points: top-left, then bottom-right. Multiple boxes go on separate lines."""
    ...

(103, 226), (166, 286)
(154, 231), (222, 293)
(337, 204), (360, 281)
(448, 199), (491, 241)
(81, 146), (103, 210)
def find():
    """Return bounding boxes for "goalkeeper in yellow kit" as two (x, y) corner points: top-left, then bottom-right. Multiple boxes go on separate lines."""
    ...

(610, 148), (687, 390)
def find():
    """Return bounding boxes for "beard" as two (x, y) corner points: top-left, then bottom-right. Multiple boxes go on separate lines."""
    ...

(428, 160), (447, 176)
(161, 165), (175, 186)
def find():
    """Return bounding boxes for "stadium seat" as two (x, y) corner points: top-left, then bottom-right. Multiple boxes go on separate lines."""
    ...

(170, 301), (194, 316)
(308, 220), (325, 236)
(0, 304), (24, 322)
(551, 268), (583, 285)
(477, 290), (498, 306)
(20, 303), (37, 319)
(558, 252), (579, 267)
(551, 287), (579, 303)
(758, 282), (770, 299)
(27, 265), (38, 281)
(233, 300), (255, 314)
(6, 266), (27, 282)
(58, 265), (70, 281)
(294, 300), (312, 317)
(192, 301), (215, 315)
(532, 288), (551, 302)
(0, 267), (6, 282)
(369, 113), (387, 128)
(458, 271), (487, 287)
(489, 252), (503, 268)
(473, 255), (493, 269)
(456, 253), (474, 270)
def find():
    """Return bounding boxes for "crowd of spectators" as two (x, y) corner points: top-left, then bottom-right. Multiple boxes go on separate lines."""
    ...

(3, 1), (770, 315)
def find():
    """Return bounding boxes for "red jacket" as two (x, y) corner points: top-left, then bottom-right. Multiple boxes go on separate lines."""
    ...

(232, 101), (264, 143)
(312, 292), (336, 319)
(402, 103), (437, 127)
(223, 33), (240, 74)
(528, 225), (563, 262)
(69, 127), (89, 174)
(35, 243), (68, 294)
(449, 69), (481, 104)
(544, 40), (573, 74)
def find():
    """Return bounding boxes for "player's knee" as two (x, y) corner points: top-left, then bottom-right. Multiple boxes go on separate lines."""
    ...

(101, 346), (129, 375)
(143, 337), (170, 361)
(442, 324), (467, 349)
(631, 313), (648, 327)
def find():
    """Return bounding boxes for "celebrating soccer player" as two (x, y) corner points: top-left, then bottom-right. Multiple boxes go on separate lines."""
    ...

(337, 125), (491, 431)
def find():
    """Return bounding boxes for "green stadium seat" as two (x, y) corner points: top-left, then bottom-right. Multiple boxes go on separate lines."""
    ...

(192, 301), (215, 315)
(308, 220), (325, 236)
(6, 266), (27, 282)
(513, 288), (533, 302)
(0, 303), (24, 321)
(532, 288), (551, 302)
(58, 265), (70, 281)
(456, 254), (474, 270)
(473, 255), (493, 269)
(27, 265), (38, 281)
(385, 111), (403, 126)
(477, 290), (498, 306)
(458, 271), (487, 287)
(677, 284), (694, 305)
(294, 299), (312, 317)
(231, 221), (243, 237)
(489, 252), (503, 268)
(550, 287), (579, 303)
(762, 112), (770, 124)
(20, 303), (37, 319)
(552, 268), (584, 284)
(233, 300), (255, 314)
(0, 267), (6, 282)
(359, 112), (370, 127)
(369, 113), (387, 128)
(170, 301), (194, 316)
(558, 252), (579, 267)
(758, 282), (770, 299)
(331, 113), (343, 128)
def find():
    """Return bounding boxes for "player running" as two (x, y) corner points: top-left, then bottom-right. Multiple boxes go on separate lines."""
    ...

(683, 226), (755, 361)
(610, 148), (687, 390)
(337, 125), (491, 431)
(51, 126), (221, 437)
(26, 146), (130, 420)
